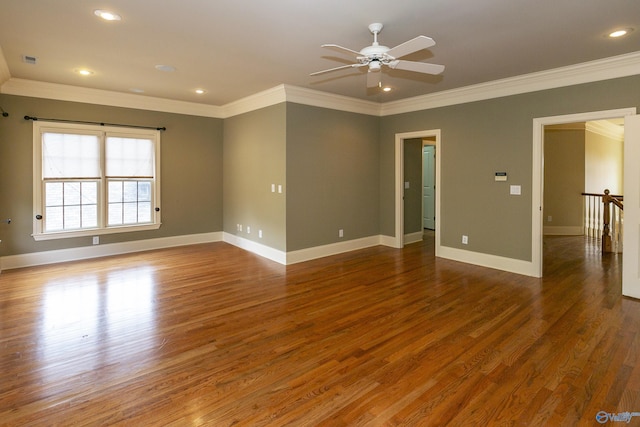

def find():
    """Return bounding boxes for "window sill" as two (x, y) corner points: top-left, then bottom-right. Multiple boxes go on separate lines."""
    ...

(32, 223), (162, 241)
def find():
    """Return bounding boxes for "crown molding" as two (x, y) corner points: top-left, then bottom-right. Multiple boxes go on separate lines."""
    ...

(586, 120), (624, 141)
(0, 78), (225, 118)
(220, 84), (288, 118)
(220, 85), (381, 118)
(380, 51), (640, 116)
(283, 85), (381, 116)
(1, 52), (638, 119)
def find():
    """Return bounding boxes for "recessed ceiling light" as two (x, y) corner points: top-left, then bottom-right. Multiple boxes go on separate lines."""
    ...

(155, 64), (176, 72)
(130, 88), (145, 93)
(195, 89), (207, 94)
(608, 28), (633, 38)
(94, 9), (121, 21)
(382, 86), (392, 92)
(76, 69), (94, 76)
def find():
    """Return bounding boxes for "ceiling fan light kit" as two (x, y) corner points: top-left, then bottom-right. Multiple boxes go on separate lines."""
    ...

(311, 23), (444, 89)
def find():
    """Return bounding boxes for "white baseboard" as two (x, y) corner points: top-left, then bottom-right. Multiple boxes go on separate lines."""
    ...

(438, 245), (539, 277)
(0, 232), (222, 270)
(543, 226), (583, 236)
(222, 233), (287, 264)
(379, 235), (399, 248)
(404, 231), (424, 245)
(1, 232), (539, 279)
(285, 236), (382, 265)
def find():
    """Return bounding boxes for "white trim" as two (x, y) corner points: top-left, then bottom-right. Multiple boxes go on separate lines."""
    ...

(1, 78), (225, 118)
(404, 231), (424, 245)
(394, 130), (441, 254)
(0, 46), (10, 86)
(380, 51), (640, 116)
(622, 115), (640, 299)
(222, 232), (287, 265)
(1, 232), (395, 271)
(543, 226), (583, 236)
(0, 232), (222, 270)
(222, 233), (385, 265)
(283, 85), (381, 116)
(586, 120), (624, 141)
(221, 85), (288, 118)
(378, 235), (397, 247)
(2, 52), (639, 119)
(532, 107), (637, 278)
(285, 236), (381, 265)
(438, 245), (539, 277)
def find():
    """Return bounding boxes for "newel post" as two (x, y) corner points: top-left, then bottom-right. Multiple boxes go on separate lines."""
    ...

(602, 189), (612, 253)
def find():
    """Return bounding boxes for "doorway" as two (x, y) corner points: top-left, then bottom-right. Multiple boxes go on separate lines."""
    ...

(394, 129), (441, 253)
(532, 108), (636, 278)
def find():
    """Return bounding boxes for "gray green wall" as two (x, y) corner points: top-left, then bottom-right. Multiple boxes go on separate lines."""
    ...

(286, 103), (379, 251)
(2, 74), (640, 265)
(403, 138), (423, 234)
(0, 94), (223, 257)
(223, 103), (287, 250)
(380, 75), (640, 262)
(543, 128), (585, 230)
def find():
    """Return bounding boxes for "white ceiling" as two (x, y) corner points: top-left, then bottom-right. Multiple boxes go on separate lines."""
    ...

(0, 0), (638, 106)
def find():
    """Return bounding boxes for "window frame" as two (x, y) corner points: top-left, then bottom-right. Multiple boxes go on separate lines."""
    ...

(32, 121), (161, 241)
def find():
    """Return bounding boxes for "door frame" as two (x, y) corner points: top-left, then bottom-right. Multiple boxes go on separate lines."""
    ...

(532, 107), (637, 277)
(422, 143), (436, 230)
(394, 129), (441, 252)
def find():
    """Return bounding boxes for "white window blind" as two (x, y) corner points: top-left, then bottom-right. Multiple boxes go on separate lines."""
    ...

(42, 133), (100, 178)
(106, 137), (154, 177)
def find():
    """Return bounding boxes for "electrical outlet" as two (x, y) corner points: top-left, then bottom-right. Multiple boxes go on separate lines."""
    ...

(246, 226), (251, 234)
(462, 235), (468, 245)
(92, 236), (99, 245)
(548, 216), (552, 222)
(339, 229), (344, 238)
(258, 230), (263, 238)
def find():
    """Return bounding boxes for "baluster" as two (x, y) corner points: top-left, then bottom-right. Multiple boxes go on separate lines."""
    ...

(595, 196), (602, 236)
(602, 189), (612, 253)
(587, 196), (594, 237)
(589, 195), (595, 237)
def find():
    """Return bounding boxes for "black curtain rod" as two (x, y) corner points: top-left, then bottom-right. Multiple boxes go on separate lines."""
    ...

(24, 115), (166, 131)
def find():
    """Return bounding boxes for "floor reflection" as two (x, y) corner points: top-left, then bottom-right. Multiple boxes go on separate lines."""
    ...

(39, 266), (156, 385)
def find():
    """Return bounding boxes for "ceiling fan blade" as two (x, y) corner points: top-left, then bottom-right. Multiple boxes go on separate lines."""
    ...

(366, 69), (382, 88)
(386, 35), (436, 59)
(321, 44), (362, 57)
(388, 60), (445, 75)
(310, 63), (365, 76)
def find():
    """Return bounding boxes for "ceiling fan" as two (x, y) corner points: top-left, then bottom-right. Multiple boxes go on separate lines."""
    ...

(311, 23), (445, 88)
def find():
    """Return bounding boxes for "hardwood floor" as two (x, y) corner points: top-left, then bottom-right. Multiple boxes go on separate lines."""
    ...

(0, 235), (637, 426)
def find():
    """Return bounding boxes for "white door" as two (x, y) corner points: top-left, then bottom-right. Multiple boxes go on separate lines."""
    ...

(623, 115), (640, 298)
(423, 146), (435, 230)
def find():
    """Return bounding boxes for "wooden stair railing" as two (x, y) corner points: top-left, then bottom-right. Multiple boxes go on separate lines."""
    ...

(602, 189), (624, 253)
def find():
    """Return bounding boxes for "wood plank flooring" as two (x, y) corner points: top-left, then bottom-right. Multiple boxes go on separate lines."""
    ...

(0, 234), (637, 426)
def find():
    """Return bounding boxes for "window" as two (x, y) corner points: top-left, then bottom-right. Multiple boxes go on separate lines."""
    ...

(33, 122), (161, 240)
